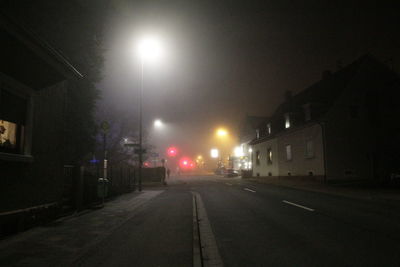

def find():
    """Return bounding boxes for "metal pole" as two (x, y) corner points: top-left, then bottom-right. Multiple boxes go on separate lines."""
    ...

(138, 58), (143, 192)
(103, 132), (107, 205)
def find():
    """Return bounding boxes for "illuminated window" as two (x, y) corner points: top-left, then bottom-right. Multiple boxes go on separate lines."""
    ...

(284, 114), (290, 128)
(286, 145), (292, 161)
(0, 89), (26, 154)
(255, 150), (260, 165)
(267, 123), (271, 135)
(267, 148), (272, 164)
(306, 140), (314, 158)
(256, 129), (260, 139)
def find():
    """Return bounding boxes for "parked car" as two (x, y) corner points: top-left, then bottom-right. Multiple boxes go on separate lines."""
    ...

(225, 169), (239, 177)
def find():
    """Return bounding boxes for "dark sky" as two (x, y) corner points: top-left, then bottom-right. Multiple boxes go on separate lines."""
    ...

(98, 0), (400, 158)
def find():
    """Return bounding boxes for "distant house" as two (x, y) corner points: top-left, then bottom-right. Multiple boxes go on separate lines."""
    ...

(236, 115), (268, 171)
(0, 13), (81, 232)
(250, 55), (400, 182)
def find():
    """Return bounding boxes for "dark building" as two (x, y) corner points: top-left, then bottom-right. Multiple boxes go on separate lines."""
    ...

(250, 55), (400, 182)
(0, 11), (82, 234)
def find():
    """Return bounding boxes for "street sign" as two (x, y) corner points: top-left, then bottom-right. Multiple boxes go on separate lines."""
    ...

(100, 121), (110, 133)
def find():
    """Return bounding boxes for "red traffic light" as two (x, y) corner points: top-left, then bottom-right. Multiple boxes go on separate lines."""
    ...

(167, 146), (178, 157)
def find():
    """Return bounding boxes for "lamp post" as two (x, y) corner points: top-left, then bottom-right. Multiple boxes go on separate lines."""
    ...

(137, 36), (163, 192)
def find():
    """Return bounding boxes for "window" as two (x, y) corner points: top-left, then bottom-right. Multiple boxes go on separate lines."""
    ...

(256, 129), (260, 139)
(255, 150), (260, 165)
(284, 113), (290, 128)
(267, 148), (272, 164)
(0, 89), (27, 154)
(303, 104), (311, 121)
(286, 144), (292, 161)
(267, 123), (271, 135)
(305, 140), (314, 158)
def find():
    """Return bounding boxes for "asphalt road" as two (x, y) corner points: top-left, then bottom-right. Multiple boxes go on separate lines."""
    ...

(4, 175), (399, 266)
(75, 175), (400, 267)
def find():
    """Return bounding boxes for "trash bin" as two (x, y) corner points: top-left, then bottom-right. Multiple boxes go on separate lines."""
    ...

(97, 178), (109, 198)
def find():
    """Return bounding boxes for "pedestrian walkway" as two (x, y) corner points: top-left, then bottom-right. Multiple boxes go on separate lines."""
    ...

(0, 190), (163, 267)
(248, 176), (400, 203)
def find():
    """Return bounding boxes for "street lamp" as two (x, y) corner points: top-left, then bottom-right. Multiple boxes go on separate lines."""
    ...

(216, 128), (228, 137)
(154, 119), (163, 128)
(136, 35), (163, 191)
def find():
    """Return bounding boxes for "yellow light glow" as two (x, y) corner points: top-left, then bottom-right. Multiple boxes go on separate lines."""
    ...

(197, 155), (203, 159)
(216, 128), (228, 137)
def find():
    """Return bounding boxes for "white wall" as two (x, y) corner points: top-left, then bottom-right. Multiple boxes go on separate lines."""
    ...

(252, 138), (279, 177)
(277, 123), (325, 177)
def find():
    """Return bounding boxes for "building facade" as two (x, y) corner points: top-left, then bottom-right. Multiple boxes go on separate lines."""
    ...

(249, 55), (400, 182)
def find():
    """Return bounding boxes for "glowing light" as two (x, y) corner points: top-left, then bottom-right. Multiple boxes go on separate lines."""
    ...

(137, 35), (163, 62)
(179, 157), (194, 169)
(154, 119), (163, 128)
(216, 128), (228, 137)
(211, 148), (219, 158)
(234, 146), (244, 157)
(167, 147), (178, 157)
(248, 148), (253, 153)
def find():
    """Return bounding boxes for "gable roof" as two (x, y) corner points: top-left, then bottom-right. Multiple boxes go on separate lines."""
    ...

(251, 54), (393, 145)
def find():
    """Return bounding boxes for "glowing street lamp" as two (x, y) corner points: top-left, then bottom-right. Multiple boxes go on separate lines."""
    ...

(154, 119), (163, 128)
(216, 128), (228, 137)
(136, 35), (163, 192)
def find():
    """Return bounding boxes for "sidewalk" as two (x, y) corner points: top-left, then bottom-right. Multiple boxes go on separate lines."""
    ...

(0, 190), (164, 267)
(247, 176), (400, 203)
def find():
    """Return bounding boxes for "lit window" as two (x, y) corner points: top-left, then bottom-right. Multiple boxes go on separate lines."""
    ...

(267, 148), (272, 164)
(286, 144), (292, 161)
(256, 129), (260, 139)
(306, 140), (314, 158)
(267, 123), (271, 135)
(285, 114), (290, 128)
(256, 150), (260, 165)
(0, 89), (26, 154)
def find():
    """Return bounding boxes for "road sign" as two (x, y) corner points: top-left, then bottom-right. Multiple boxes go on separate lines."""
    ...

(100, 121), (110, 133)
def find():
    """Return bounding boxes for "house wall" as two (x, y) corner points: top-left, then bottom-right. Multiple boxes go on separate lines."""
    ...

(251, 138), (279, 177)
(323, 69), (375, 181)
(277, 123), (325, 179)
(0, 78), (67, 212)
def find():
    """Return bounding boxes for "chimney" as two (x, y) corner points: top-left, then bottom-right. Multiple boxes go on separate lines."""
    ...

(322, 70), (332, 80)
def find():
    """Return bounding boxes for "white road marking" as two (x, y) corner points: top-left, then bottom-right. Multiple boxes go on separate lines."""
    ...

(244, 188), (256, 193)
(282, 200), (315, 212)
(226, 183), (233, 186)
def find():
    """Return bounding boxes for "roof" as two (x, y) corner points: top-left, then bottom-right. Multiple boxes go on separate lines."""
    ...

(250, 54), (394, 145)
(0, 12), (82, 89)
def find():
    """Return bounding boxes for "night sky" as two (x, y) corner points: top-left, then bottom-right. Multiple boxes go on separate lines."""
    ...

(98, 0), (400, 158)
